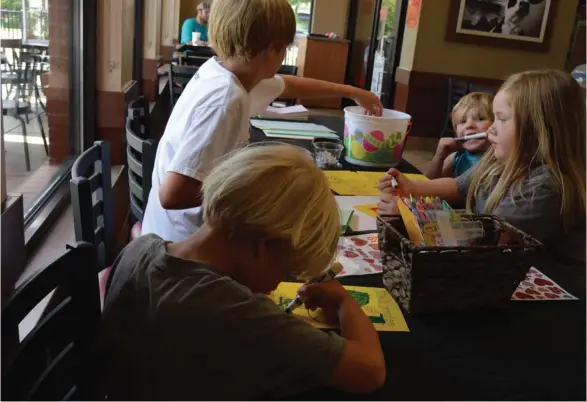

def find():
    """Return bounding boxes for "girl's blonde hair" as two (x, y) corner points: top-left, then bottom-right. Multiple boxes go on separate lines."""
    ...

(209, 0), (296, 62)
(202, 143), (340, 278)
(451, 92), (494, 128)
(466, 69), (586, 229)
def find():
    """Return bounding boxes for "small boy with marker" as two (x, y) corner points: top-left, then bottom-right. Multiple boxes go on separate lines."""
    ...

(425, 92), (494, 179)
(98, 145), (386, 400)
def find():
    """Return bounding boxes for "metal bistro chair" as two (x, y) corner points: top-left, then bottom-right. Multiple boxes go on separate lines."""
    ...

(168, 64), (198, 110)
(1, 242), (103, 401)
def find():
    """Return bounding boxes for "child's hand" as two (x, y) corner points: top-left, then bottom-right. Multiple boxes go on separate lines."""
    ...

(436, 137), (459, 158)
(298, 281), (352, 312)
(377, 168), (414, 196)
(351, 88), (383, 116)
(378, 193), (400, 215)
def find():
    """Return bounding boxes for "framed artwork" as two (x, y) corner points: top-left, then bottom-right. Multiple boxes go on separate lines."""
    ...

(446, 0), (557, 52)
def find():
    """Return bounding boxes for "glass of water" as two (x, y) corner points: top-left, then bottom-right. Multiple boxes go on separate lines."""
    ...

(313, 141), (343, 169)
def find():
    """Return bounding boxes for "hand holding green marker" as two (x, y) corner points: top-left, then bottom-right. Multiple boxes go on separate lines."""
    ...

(285, 262), (343, 314)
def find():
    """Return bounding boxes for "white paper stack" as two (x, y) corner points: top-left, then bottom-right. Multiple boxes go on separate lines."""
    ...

(258, 105), (309, 120)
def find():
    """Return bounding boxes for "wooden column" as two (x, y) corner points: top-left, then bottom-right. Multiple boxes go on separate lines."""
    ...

(142, 0), (162, 101)
(96, 0), (139, 165)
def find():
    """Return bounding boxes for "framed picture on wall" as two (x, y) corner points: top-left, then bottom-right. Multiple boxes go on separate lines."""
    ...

(446, 0), (558, 52)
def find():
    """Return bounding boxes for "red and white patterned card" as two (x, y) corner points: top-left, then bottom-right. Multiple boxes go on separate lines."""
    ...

(337, 234), (383, 277)
(511, 267), (577, 301)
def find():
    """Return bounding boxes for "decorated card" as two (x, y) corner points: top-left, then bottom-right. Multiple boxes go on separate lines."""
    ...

(337, 234), (382, 277)
(511, 267), (577, 301)
(270, 282), (409, 332)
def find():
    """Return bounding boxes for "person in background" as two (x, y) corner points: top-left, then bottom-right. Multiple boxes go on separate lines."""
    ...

(425, 92), (494, 179)
(378, 69), (586, 296)
(98, 144), (386, 400)
(180, 2), (210, 45)
(141, 0), (382, 242)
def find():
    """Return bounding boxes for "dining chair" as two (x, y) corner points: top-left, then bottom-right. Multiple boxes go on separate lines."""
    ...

(168, 64), (198, 110)
(2, 52), (49, 171)
(70, 141), (114, 271)
(126, 116), (156, 226)
(1, 242), (103, 401)
(440, 78), (471, 138)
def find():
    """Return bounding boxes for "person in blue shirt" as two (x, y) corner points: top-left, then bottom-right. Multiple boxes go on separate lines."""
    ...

(425, 92), (494, 179)
(180, 2), (210, 45)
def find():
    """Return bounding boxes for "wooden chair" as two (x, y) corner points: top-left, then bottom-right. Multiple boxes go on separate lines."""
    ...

(70, 141), (114, 271)
(168, 64), (198, 110)
(1, 242), (103, 401)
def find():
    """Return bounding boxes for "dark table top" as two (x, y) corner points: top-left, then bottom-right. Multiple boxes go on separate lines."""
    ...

(252, 115), (586, 400)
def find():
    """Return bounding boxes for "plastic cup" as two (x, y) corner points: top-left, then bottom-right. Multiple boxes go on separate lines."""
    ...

(192, 32), (201, 44)
(313, 141), (343, 169)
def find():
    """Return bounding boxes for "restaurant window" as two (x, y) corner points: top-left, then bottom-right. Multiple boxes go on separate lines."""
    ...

(284, 0), (313, 66)
(1, 0), (96, 243)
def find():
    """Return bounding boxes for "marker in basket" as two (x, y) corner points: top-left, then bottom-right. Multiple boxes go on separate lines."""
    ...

(285, 262), (343, 314)
(455, 132), (487, 142)
(390, 175), (399, 189)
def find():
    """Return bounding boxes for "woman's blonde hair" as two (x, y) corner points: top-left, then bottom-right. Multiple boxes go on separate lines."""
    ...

(451, 92), (494, 128)
(202, 143), (340, 278)
(466, 69), (586, 229)
(209, 0), (296, 62)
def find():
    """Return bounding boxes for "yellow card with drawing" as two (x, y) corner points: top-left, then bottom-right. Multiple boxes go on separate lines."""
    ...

(270, 282), (409, 332)
(324, 171), (380, 196)
(353, 203), (378, 218)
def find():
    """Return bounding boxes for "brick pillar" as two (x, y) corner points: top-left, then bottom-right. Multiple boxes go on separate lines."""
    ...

(46, 0), (72, 163)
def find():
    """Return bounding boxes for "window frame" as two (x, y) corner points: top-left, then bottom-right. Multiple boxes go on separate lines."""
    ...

(21, 0), (97, 255)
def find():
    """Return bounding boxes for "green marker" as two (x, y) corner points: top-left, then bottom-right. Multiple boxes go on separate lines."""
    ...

(285, 262), (343, 314)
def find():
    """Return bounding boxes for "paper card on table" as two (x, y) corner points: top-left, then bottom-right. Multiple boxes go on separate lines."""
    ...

(354, 172), (429, 189)
(337, 234), (382, 277)
(335, 196), (379, 232)
(340, 210), (354, 234)
(511, 267), (578, 301)
(353, 203), (378, 218)
(325, 171), (380, 196)
(270, 282), (409, 332)
(250, 119), (335, 133)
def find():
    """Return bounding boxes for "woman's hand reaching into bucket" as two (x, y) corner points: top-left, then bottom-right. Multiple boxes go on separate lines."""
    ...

(348, 87), (383, 116)
(377, 169), (414, 196)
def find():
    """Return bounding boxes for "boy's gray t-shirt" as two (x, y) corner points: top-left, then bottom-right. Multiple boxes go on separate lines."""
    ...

(455, 165), (586, 269)
(99, 234), (346, 400)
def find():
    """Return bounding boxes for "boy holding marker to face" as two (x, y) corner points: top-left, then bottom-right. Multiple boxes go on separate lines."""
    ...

(425, 92), (494, 179)
(98, 145), (386, 400)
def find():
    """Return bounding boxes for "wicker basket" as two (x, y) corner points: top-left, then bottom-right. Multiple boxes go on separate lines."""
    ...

(376, 214), (543, 315)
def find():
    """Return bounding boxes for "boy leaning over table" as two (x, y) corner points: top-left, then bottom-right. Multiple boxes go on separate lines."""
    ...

(97, 144), (386, 400)
(141, 0), (383, 242)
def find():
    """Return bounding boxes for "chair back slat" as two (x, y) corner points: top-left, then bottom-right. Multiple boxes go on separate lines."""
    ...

(129, 174), (143, 200)
(70, 141), (114, 269)
(130, 195), (144, 222)
(1, 242), (102, 401)
(127, 148), (143, 177)
(88, 172), (102, 192)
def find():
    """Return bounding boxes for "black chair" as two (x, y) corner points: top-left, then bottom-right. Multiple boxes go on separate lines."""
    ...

(275, 65), (298, 107)
(1, 242), (103, 401)
(126, 118), (156, 223)
(178, 45), (215, 68)
(70, 141), (114, 270)
(440, 78), (471, 138)
(2, 51), (49, 171)
(168, 64), (198, 110)
(469, 83), (498, 96)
